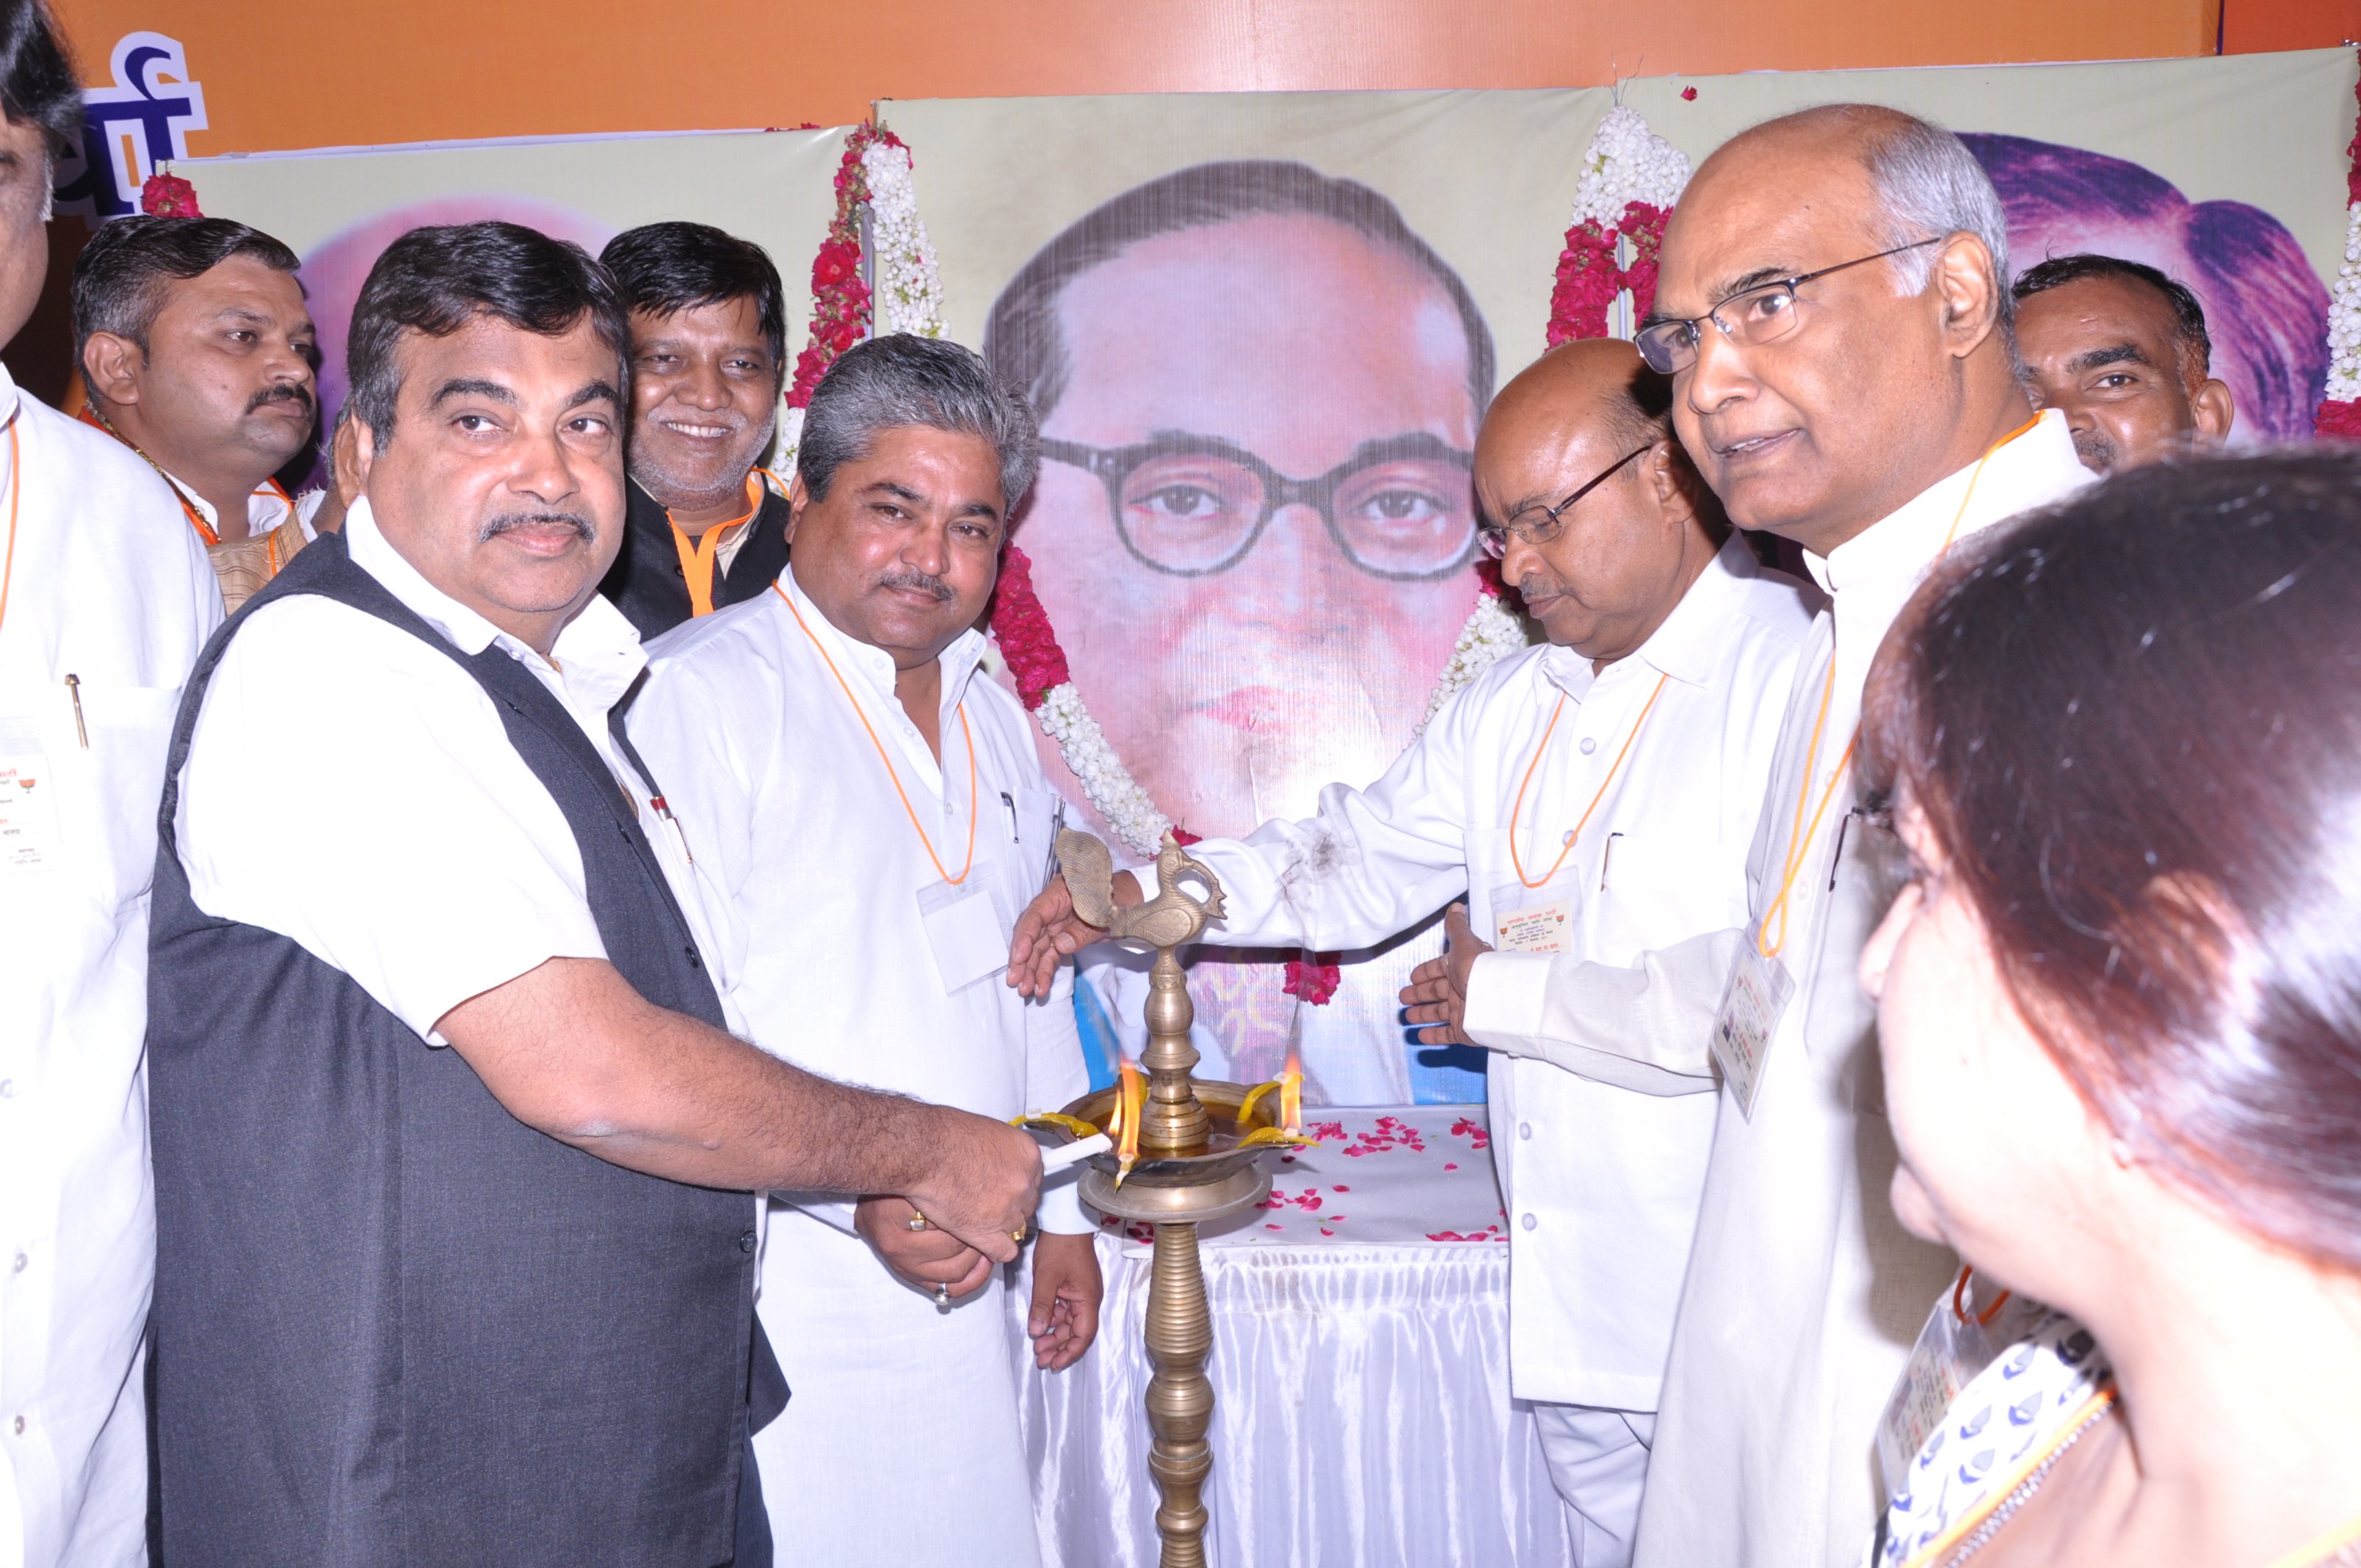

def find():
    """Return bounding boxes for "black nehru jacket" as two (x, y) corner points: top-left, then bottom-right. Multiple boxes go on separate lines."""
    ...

(147, 534), (786, 1567)
(601, 474), (794, 640)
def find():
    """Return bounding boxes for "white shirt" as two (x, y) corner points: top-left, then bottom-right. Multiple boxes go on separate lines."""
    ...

(176, 496), (734, 1046)
(0, 361), (220, 1568)
(1582, 411), (2093, 1568)
(1151, 537), (1815, 1410)
(161, 469), (325, 545)
(628, 566), (1087, 1568)
(629, 565), (1089, 1232)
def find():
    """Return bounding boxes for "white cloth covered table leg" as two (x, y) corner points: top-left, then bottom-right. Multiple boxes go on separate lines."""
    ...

(1012, 1106), (1574, 1567)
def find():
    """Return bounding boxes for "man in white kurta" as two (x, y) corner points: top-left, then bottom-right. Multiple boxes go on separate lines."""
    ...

(1013, 341), (1813, 1565)
(0, 353), (219, 1568)
(630, 335), (1095, 1568)
(1459, 109), (2095, 1567)
(0, 49), (224, 1561)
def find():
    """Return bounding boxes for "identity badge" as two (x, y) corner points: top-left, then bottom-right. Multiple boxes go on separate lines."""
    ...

(0, 752), (59, 876)
(1488, 877), (1575, 955)
(1709, 921), (1794, 1119)
(1874, 1271), (2048, 1496)
(918, 872), (1009, 995)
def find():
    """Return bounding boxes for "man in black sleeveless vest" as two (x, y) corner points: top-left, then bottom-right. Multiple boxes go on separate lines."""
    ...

(146, 221), (1045, 1568)
(597, 222), (794, 638)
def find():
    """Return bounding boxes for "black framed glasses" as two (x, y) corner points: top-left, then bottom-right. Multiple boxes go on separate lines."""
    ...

(1633, 238), (1943, 374)
(1038, 432), (1478, 580)
(1477, 443), (1654, 559)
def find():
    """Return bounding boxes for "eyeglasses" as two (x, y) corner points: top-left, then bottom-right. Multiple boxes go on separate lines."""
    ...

(1633, 238), (1943, 375)
(1038, 432), (1478, 580)
(1477, 443), (1654, 559)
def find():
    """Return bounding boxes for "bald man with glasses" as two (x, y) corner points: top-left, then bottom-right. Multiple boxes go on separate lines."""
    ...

(1011, 338), (1813, 1566)
(1471, 108), (2091, 1568)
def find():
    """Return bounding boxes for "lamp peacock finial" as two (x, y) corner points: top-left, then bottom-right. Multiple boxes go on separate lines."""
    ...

(1053, 828), (1226, 953)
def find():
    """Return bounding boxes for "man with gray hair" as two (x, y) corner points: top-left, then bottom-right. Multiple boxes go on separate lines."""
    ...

(1397, 106), (2089, 1565)
(629, 333), (1100, 1567)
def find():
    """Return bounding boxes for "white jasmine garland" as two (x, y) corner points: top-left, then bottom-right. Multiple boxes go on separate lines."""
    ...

(770, 404), (808, 486)
(1418, 592), (1534, 730)
(2325, 200), (2361, 402)
(861, 140), (946, 340)
(1570, 104), (1691, 229)
(1035, 681), (1172, 859)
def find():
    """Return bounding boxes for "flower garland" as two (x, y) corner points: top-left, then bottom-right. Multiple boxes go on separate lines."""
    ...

(2315, 54), (2361, 439)
(1418, 560), (1533, 730)
(1545, 104), (1692, 345)
(142, 171), (201, 217)
(775, 123), (947, 472)
(1412, 102), (1694, 727)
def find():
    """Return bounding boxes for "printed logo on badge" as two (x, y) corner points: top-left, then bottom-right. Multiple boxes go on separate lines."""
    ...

(1710, 923), (1793, 1119)
(0, 752), (59, 876)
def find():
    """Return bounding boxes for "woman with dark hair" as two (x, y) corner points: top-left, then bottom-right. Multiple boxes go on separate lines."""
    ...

(1857, 449), (2361, 1567)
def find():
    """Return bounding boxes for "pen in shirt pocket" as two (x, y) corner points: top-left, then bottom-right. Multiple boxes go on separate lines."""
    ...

(648, 794), (694, 865)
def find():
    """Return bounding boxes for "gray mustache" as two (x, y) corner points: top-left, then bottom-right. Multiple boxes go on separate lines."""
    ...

(877, 568), (954, 602)
(479, 512), (596, 545)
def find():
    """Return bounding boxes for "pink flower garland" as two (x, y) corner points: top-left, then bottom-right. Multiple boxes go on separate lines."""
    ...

(787, 123), (900, 412)
(141, 173), (200, 217)
(1546, 200), (1669, 346)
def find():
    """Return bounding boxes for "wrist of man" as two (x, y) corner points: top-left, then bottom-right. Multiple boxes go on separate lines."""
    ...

(1461, 948), (1556, 1055)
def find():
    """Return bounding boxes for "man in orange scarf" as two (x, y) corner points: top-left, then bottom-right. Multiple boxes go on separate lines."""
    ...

(598, 221), (794, 636)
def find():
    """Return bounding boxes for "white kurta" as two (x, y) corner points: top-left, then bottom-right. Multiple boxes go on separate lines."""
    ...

(629, 566), (1090, 1568)
(1143, 538), (1813, 1412)
(0, 363), (220, 1568)
(1501, 413), (2089, 1568)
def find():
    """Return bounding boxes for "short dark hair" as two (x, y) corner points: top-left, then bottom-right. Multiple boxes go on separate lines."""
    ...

(2013, 252), (2212, 378)
(1865, 447), (2361, 1272)
(798, 333), (1038, 510)
(345, 221), (628, 447)
(599, 221), (787, 379)
(71, 216), (302, 366)
(0, 0), (82, 162)
(983, 159), (1495, 426)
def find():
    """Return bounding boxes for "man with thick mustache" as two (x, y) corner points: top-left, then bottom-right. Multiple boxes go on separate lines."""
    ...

(73, 215), (327, 611)
(1397, 108), (2089, 1566)
(147, 223), (1045, 1567)
(633, 333), (1100, 1566)
(598, 221), (794, 637)
(1009, 339), (1812, 1565)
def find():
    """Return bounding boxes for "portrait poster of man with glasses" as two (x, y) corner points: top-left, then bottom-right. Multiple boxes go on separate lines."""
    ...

(983, 158), (1501, 1102)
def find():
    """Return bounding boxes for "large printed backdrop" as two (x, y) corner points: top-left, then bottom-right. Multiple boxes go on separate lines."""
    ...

(187, 50), (2356, 1104)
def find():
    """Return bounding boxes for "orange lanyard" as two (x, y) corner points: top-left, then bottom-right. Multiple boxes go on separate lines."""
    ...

(775, 580), (978, 885)
(76, 407), (293, 554)
(667, 470), (774, 618)
(0, 424), (21, 639)
(1509, 670), (1669, 890)
(1755, 414), (2041, 958)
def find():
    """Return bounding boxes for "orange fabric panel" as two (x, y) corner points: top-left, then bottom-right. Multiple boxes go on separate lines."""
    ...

(2224, 0), (2361, 51)
(51, 0), (2222, 156)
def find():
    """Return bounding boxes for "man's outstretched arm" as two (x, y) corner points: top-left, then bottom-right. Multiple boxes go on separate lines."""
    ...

(440, 956), (1042, 1262)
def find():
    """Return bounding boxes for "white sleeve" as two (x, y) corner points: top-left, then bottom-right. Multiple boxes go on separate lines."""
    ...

(177, 598), (607, 1045)
(1460, 928), (1741, 1095)
(1025, 962), (1092, 1234)
(1152, 686), (1483, 951)
(624, 650), (764, 1000)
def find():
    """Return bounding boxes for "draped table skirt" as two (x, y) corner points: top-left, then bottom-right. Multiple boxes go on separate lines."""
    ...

(1011, 1106), (1576, 1568)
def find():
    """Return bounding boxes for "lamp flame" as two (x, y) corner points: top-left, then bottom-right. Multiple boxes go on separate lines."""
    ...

(1280, 1049), (1302, 1136)
(1114, 1056), (1144, 1186)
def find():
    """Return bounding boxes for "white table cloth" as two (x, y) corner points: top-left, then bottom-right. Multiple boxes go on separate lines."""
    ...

(1013, 1106), (1575, 1567)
